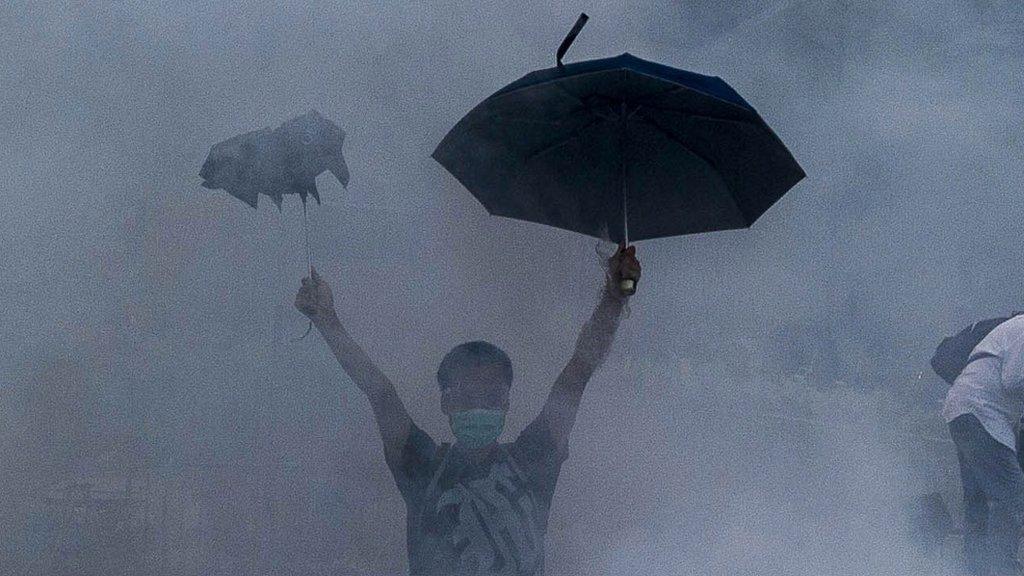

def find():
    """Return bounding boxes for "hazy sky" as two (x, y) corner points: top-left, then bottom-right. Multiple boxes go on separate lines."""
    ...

(2, 1), (1022, 574)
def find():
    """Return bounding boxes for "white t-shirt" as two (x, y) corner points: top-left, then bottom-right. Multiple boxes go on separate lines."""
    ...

(943, 315), (1024, 451)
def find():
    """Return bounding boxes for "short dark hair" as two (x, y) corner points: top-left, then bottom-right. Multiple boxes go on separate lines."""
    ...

(437, 341), (513, 391)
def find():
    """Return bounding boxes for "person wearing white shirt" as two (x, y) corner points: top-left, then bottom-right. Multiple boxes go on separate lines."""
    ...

(943, 315), (1024, 575)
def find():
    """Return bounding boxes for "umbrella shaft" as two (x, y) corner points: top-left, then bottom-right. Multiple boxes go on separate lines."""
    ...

(619, 102), (629, 246)
(303, 201), (312, 275)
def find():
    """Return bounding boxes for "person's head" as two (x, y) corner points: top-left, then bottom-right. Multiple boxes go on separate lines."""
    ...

(437, 341), (512, 448)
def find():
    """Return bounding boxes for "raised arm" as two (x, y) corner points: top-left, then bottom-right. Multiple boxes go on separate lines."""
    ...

(536, 245), (640, 453)
(295, 267), (413, 463)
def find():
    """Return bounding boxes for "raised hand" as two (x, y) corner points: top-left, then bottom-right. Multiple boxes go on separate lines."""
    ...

(607, 243), (641, 296)
(294, 266), (337, 324)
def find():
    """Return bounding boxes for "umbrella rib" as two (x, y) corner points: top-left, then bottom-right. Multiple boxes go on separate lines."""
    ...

(633, 113), (753, 225)
(629, 84), (752, 113)
(488, 70), (603, 108)
(637, 108), (761, 128)
(520, 116), (608, 164)
(639, 109), (806, 190)
(633, 112), (722, 172)
(623, 71), (757, 114)
(464, 102), (592, 133)
(485, 116), (570, 126)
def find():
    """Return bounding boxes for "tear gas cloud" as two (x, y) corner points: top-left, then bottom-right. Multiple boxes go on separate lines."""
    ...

(0, 0), (1021, 574)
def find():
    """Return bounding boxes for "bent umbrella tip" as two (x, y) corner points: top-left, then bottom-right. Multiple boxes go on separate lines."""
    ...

(557, 13), (589, 67)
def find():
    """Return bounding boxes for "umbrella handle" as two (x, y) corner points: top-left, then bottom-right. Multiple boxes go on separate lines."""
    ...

(557, 13), (589, 66)
(611, 243), (640, 296)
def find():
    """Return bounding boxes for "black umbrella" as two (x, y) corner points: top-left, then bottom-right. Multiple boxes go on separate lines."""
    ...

(433, 14), (804, 249)
(199, 109), (349, 337)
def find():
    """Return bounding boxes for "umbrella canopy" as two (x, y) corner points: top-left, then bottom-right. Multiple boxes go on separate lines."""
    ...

(200, 110), (350, 209)
(433, 19), (805, 244)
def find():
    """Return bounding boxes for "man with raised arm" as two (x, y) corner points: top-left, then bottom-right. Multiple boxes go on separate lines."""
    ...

(294, 245), (640, 576)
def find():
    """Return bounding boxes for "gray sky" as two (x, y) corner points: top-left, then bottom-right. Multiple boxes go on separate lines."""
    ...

(1, 0), (1023, 574)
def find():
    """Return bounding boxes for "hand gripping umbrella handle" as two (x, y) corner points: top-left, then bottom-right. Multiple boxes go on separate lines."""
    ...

(557, 13), (589, 66)
(602, 242), (639, 297)
(619, 248), (639, 296)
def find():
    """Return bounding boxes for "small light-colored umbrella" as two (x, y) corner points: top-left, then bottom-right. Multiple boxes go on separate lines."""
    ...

(199, 109), (350, 337)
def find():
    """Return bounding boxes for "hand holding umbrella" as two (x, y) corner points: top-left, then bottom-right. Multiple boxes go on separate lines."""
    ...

(294, 266), (335, 326)
(607, 243), (641, 296)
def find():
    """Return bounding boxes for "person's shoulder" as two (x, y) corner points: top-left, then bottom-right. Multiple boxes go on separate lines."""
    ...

(982, 316), (1024, 354)
(510, 417), (567, 464)
(994, 315), (1024, 340)
(1004, 316), (1024, 345)
(396, 424), (442, 479)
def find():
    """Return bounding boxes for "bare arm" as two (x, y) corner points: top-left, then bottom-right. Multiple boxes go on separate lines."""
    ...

(537, 245), (640, 452)
(296, 268), (413, 462)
